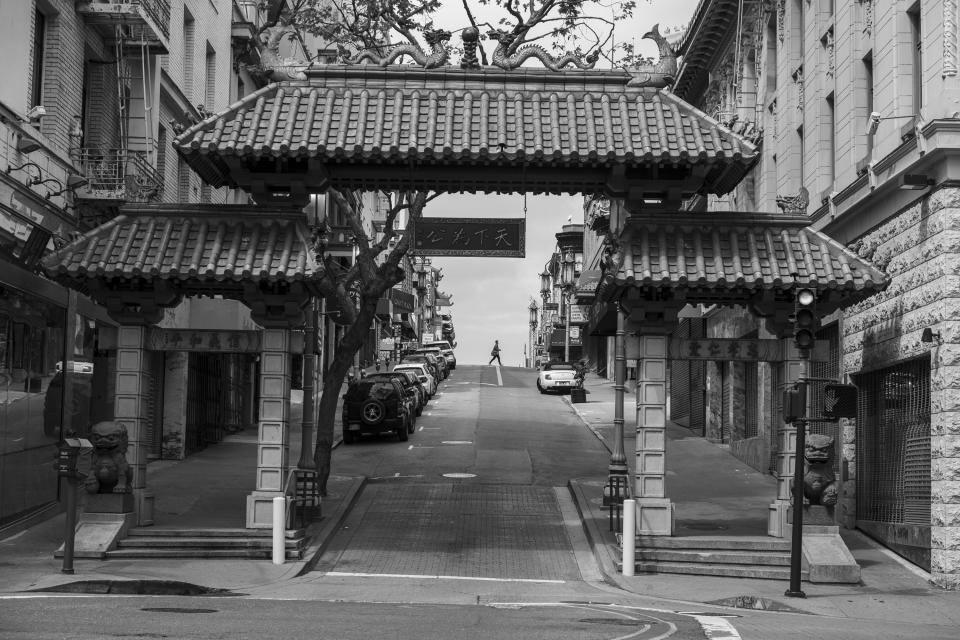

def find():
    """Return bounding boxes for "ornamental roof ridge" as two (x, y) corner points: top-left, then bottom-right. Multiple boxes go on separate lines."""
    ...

(623, 210), (810, 227)
(118, 202), (306, 220)
(301, 64), (636, 91)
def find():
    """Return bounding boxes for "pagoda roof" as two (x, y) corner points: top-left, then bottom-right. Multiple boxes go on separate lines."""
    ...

(41, 204), (319, 292)
(172, 66), (758, 198)
(598, 210), (889, 312)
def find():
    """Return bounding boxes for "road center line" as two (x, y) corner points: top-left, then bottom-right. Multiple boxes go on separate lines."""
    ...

(324, 571), (565, 584)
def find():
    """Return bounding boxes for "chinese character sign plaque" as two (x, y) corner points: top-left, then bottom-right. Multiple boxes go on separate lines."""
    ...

(414, 218), (525, 257)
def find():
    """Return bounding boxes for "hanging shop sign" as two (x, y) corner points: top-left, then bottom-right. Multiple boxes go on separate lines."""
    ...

(569, 305), (590, 324)
(413, 218), (524, 257)
(143, 328), (299, 353)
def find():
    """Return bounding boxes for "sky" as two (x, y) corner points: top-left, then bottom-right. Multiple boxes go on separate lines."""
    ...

(416, 1), (699, 366)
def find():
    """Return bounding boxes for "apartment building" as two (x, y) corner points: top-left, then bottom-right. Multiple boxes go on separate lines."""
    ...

(0, 0), (269, 533)
(670, 0), (960, 587)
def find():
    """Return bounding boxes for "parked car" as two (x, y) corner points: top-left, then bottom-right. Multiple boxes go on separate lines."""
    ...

(424, 340), (457, 370)
(393, 363), (436, 397)
(411, 348), (449, 379)
(341, 379), (412, 443)
(537, 362), (578, 394)
(401, 353), (443, 383)
(365, 371), (424, 418)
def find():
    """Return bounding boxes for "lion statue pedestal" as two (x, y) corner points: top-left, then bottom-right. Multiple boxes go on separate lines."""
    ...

(57, 421), (137, 559)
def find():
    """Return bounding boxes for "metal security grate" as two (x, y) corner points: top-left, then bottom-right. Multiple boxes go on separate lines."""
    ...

(855, 357), (931, 525)
(809, 324), (841, 472)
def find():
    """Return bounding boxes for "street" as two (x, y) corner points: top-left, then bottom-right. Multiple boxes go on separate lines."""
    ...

(1, 365), (958, 639)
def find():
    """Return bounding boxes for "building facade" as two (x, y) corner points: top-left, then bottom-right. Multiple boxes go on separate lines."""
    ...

(671, 0), (960, 587)
(0, 0), (313, 533)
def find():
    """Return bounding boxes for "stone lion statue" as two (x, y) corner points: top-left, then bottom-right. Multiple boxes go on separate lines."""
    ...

(84, 421), (132, 494)
(803, 433), (838, 506)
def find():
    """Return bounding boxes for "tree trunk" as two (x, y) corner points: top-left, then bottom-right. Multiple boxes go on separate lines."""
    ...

(313, 302), (378, 495)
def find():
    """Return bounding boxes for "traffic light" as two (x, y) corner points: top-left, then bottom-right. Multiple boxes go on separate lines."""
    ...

(793, 288), (819, 351)
(822, 383), (858, 419)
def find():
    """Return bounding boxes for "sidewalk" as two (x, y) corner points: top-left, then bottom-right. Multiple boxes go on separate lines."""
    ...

(565, 373), (960, 624)
(0, 385), (364, 595)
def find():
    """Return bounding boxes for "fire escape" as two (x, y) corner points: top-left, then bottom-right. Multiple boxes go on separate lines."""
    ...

(74, 1), (169, 226)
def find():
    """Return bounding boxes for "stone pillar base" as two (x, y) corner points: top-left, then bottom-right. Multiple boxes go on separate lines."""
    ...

(637, 497), (674, 536)
(246, 490), (287, 528)
(768, 501), (790, 538)
(135, 489), (154, 526)
(56, 511), (136, 559)
(802, 525), (861, 584)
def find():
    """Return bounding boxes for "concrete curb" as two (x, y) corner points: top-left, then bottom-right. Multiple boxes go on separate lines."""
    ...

(296, 475), (367, 577)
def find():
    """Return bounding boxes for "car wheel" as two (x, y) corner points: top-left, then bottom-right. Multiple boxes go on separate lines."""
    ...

(398, 422), (409, 441)
(361, 399), (385, 425)
(537, 380), (546, 394)
(416, 405), (423, 416)
(408, 416), (416, 433)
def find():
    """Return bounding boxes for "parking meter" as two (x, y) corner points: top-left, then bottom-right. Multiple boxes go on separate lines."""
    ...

(58, 438), (91, 574)
(57, 438), (91, 479)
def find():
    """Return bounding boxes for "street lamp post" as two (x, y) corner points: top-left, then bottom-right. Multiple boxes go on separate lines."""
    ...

(528, 300), (538, 368)
(561, 251), (576, 362)
(415, 261), (427, 345)
(539, 270), (551, 363)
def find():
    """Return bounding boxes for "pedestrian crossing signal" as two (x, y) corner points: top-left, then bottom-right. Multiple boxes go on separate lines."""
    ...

(822, 383), (858, 419)
(783, 383), (806, 423)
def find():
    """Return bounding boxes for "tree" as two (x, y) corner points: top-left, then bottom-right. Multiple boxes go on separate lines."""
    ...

(309, 190), (437, 493)
(261, 0), (652, 493)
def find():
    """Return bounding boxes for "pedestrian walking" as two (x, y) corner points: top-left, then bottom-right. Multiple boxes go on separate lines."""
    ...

(488, 340), (502, 365)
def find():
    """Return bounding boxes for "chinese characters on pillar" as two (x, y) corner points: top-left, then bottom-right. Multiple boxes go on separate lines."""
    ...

(413, 218), (525, 257)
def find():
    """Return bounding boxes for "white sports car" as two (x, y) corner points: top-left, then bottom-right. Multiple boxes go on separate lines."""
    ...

(537, 362), (578, 394)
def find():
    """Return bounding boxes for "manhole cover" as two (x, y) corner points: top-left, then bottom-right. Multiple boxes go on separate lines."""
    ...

(442, 473), (477, 478)
(141, 607), (218, 614)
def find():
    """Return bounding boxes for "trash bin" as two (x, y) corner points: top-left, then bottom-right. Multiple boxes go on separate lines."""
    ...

(571, 388), (587, 403)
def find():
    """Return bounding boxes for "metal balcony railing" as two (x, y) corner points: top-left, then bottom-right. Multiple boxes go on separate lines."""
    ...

(137, 0), (171, 41)
(77, 1), (171, 44)
(77, 148), (163, 203)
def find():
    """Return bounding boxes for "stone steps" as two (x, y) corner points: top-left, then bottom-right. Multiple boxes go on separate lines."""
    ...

(106, 527), (307, 560)
(622, 535), (805, 580)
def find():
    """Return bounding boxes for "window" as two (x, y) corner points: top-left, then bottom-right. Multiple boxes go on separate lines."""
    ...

(157, 125), (167, 201)
(31, 9), (47, 110)
(864, 53), (874, 154)
(178, 157), (191, 202)
(826, 93), (835, 186)
(183, 9), (196, 99)
(205, 43), (216, 111)
(907, 3), (922, 115)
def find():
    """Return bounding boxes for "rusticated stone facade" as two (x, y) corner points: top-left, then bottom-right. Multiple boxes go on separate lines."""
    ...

(843, 187), (960, 589)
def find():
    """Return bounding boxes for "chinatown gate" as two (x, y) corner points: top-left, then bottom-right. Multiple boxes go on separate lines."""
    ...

(41, 27), (887, 560)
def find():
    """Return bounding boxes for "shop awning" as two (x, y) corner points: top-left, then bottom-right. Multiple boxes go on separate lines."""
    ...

(598, 211), (889, 315)
(575, 269), (603, 301)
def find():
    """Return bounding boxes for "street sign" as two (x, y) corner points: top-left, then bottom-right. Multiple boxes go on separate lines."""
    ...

(413, 218), (525, 257)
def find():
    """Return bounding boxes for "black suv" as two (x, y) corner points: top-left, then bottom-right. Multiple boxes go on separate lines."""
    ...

(341, 379), (411, 444)
(365, 372), (424, 417)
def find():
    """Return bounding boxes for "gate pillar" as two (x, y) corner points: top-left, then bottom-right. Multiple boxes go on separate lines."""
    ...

(768, 341), (808, 537)
(114, 325), (154, 526)
(246, 328), (292, 528)
(634, 333), (674, 535)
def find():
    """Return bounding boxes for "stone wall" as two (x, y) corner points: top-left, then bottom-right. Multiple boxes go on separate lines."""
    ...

(843, 186), (960, 589)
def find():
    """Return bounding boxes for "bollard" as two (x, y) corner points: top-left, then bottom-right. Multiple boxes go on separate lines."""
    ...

(272, 496), (285, 565)
(622, 499), (636, 576)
